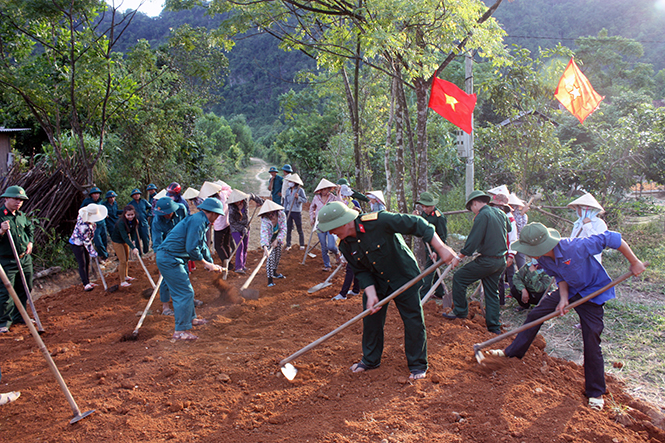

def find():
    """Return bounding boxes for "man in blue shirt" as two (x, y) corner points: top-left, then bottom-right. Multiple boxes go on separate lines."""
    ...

(490, 223), (645, 411)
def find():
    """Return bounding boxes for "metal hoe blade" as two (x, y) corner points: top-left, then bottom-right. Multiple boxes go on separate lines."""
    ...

(280, 363), (298, 381)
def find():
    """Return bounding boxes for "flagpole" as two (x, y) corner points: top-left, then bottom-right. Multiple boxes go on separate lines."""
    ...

(464, 51), (475, 199)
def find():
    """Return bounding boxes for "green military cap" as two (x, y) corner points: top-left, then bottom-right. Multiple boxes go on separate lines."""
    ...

(337, 178), (349, 186)
(197, 197), (225, 215)
(146, 183), (158, 191)
(1, 185), (29, 200)
(89, 186), (102, 195)
(269, 166), (278, 173)
(317, 201), (358, 233)
(511, 223), (561, 257)
(105, 190), (117, 199)
(282, 164), (293, 173)
(465, 190), (490, 210)
(153, 197), (178, 216)
(130, 188), (142, 196)
(416, 191), (438, 206)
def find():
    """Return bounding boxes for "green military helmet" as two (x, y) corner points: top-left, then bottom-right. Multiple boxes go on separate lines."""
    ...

(416, 191), (438, 207)
(89, 186), (102, 195)
(269, 166), (278, 173)
(511, 223), (561, 257)
(130, 188), (142, 196)
(282, 164), (293, 173)
(153, 197), (178, 216)
(146, 183), (158, 191)
(317, 201), (358, 233)
(105, 190), (117, 199)
(197, 197), (225, 215)
(1, 185), (29, 200)
(337, 178), (349, 186)
(465, 190), (490, 211)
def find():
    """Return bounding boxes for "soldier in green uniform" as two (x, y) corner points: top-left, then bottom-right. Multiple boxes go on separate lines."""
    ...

(443, 190), (511, 334)
(0, 186), (33, 333)
(317, 201), (456, 380)
(128, 188), (152, 254)
(414, 191), (448, 299)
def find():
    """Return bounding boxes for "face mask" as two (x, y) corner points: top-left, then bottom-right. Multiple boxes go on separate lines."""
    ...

(288, 181), (295, 188)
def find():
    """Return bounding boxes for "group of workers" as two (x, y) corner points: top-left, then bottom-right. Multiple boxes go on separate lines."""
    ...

(0, 172), (646, 411)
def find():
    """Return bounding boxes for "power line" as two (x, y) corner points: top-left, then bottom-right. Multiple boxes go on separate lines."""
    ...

(507, 35), (665, 44)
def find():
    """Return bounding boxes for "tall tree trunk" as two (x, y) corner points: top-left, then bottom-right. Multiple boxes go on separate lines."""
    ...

(383, 72), (396, 210)
(393, 74), (408, 215)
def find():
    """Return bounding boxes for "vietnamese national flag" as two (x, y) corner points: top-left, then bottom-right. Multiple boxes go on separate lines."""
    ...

(428, 78), (477, 134)
(554, 58), (604, 124)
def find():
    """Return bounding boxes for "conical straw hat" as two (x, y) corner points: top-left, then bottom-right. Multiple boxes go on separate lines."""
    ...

(228, 189), (249, 205)
(258, 199), (284, 216)
(366, 190), (385, 206)
(199, 181), (222, 199)
(285, 173), (304, 186)
(508, 193), (525, 207)
(182, 187), (199, 200)
(487, 184), (509, 196)
(154, 189), (167, 200)
(314, 178), (337, 193)
(567, 193), (604, 213)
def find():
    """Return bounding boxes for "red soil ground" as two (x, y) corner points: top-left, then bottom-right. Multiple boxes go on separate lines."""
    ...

(2, 241), (665, 442)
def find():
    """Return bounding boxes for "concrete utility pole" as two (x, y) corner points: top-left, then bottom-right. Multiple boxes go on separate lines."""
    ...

(464, 52), (474, 199)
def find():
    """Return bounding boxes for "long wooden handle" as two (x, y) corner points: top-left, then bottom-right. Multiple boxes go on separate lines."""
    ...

(0, 263), (84, 417)
(324, 262), (345, 284)
(420, 263), (453, 305)
(7, 232), (44, 332)
(137, 254), (156, 288)
(133, 275), (163, 334)
(473, 266), (645, 352)
(279, 258), (445, 367)
(240, 247), (273, 290)
(94, 256), (108, 290)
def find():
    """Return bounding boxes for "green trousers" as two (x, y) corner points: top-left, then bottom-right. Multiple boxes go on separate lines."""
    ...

(361, 281), (427, 372)
(0, 256), (32, 329)
(451, 256), (505, 333)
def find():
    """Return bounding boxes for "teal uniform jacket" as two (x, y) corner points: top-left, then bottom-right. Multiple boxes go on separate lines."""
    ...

(0, 205), (34, 329)
(151, 203), (188, 250)
(155, 211), (212, 331)
(102, 200), (120, 235)
(419, 207), (447, 244)
(338, 210), (434, 372)
(340, 211), (435, 294)
(128, 198), (152, 225)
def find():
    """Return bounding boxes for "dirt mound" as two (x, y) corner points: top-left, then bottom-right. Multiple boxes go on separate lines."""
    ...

(1, 248), (664, 442)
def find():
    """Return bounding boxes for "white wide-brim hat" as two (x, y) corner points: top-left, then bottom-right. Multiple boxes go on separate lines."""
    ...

(285, 173), (304, 186)
(182, 187), (199, 200)
(228, 189), (249, 205)
(199, 181), (223, 199)
(366, 190), (385, 206)
(567, 193), (604, 213)
(79, 203), (108, 223)
(258, 199), (284, 216)
(508, 193), (525, 208)
(314, 178), (337, 193)
(154, 189), (167, 200)
(487, 184), (509, 196)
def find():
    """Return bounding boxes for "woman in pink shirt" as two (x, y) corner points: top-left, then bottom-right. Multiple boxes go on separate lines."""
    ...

(310, 179), (342, 271)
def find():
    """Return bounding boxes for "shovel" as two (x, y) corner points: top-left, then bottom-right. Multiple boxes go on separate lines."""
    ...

(425, 243), (452, 308)
(239, 246), (273, 300)
(124, 275), (163, 341)
(473, 266), (646, 364)
(6, 232), (44, 333)
(0, 263), (94, 424)
(308, 262), (344, 293)
(94, 256), (118, 293)
(279, 257), (445, 381)
(420, 263), (454, 305)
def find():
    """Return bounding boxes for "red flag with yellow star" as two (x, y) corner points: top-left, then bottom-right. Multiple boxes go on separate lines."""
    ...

(428, 78), (476, 134)
(554, 58), (604, 124)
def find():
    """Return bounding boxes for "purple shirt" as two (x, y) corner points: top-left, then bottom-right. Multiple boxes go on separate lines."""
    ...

(537, 231), (621, 305)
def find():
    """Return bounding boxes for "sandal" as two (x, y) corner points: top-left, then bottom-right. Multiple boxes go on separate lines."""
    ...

(84, 283), (94, 292)
(162, 308), (174, 316)
(125, 276), (136, 282)
(588, 397), (604, 411)
(172, 331), (198, 341)
(487, 349), (505, 358)
(350, 361), (379, 373)
(0, 391), (21, 405)
(191, 318), (208, 326)
(409, 370), (427, 380)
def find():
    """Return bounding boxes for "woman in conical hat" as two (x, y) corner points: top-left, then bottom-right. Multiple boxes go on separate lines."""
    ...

(70, 204), (108, 292)
(567, 193), (607, 263)
(258, 200), (287, 287)
(228, 189), (264, 274)
(366, 190), (386, 212)
(283, 173), (307, 250)
(310, 179), (342, 271)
